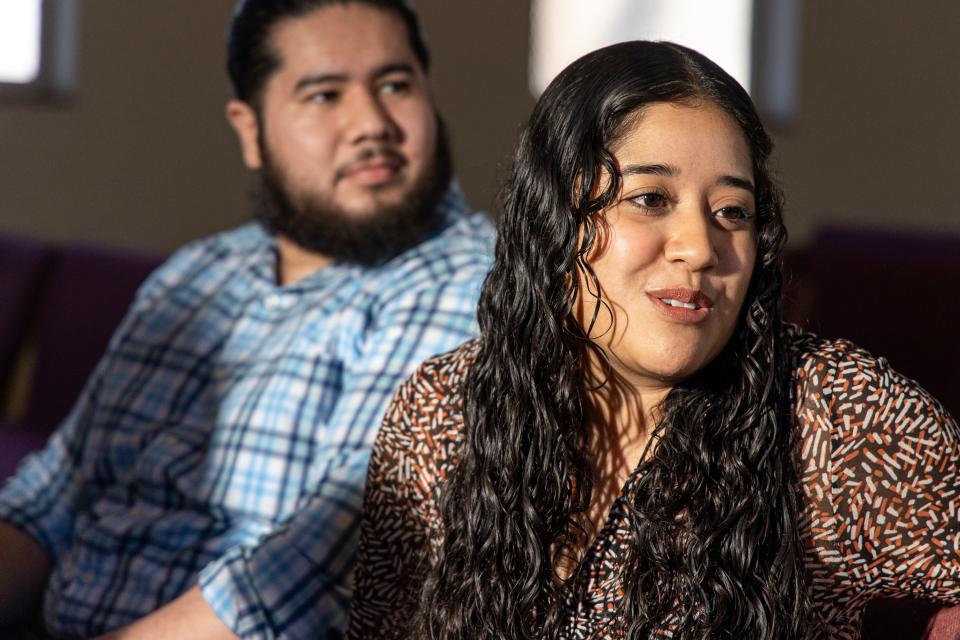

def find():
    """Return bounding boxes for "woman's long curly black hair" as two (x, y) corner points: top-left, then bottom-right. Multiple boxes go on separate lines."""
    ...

(417, 41), (814, 639)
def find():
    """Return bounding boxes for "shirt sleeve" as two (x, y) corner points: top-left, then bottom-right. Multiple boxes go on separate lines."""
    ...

(0, 249), (183, 560)
(826, 347), (960, 602)
(198, 271), (482, 639)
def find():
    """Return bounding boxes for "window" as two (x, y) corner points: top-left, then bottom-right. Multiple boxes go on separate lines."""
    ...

(0, 1), (43, 84)
(529, 0), (800, 125)
(0, 0), (78, 102)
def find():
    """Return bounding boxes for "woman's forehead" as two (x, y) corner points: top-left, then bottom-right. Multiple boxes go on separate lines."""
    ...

(610, 103), (753, 184)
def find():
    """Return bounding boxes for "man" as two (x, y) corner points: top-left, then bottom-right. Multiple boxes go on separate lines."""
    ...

(0, 1), (493, 637)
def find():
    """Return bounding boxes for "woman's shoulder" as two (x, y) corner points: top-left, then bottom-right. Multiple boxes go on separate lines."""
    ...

(783, 322), (900, 399)
(377, 339), (480, 456)
(783, 329), (960, 608)
(400, 338), (481, 404)
(783, 322), (860, 380)
(783, 321), (955, 443)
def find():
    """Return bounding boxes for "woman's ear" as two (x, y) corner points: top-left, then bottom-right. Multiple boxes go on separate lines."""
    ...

(225, 99), (263, 170)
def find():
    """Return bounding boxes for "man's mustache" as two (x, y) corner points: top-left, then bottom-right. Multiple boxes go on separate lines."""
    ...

(334, 146), (408, 183)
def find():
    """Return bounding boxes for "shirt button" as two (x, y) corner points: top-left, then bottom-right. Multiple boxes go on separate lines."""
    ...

(266, 293), (298, 310)
(82, 571), (94, 584)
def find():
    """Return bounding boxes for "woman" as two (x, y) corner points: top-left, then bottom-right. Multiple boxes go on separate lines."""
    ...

(346, 41), (960, 639)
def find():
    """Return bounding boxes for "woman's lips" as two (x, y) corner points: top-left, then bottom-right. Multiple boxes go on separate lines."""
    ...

(646, 287), (714, 323)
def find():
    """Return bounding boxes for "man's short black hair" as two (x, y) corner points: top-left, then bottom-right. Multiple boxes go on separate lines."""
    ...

(227, 0), (431, 107)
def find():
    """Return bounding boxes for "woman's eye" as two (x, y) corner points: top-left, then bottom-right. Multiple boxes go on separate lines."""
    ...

(714, 206), (754, 224)
(629, 192), (669, 210)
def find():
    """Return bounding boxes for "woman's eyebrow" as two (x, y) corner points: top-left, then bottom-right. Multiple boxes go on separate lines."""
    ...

(621, 163), (755, 192)
(717, 175), (755, 192)
(620, 163), (676, 177)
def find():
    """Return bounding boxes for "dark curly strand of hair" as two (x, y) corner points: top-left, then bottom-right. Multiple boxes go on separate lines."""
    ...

(417, 41), (816, 639)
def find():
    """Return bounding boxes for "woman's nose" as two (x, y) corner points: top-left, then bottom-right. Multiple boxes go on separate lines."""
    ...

(663, 208), (719, 272)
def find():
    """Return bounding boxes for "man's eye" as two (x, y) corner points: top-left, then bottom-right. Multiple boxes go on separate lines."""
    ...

(380, 80), (411, 94)
(629, 192), (669, 210)
(308, 90), (339, 103)
(714, 206), (754, 224)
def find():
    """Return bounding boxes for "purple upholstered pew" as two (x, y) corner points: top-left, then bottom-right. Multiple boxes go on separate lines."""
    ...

(0, 233), (58, 477)
(0, 233), (56, 393)
(0, 240), (163, 479)
(20, 243), (163, 434)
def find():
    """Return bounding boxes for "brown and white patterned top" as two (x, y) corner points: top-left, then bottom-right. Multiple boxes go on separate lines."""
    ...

(347, 326), (960, 639)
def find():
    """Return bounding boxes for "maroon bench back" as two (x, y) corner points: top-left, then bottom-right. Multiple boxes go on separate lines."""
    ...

(784, 226), (960, 640)
(784, 226), (960, 417)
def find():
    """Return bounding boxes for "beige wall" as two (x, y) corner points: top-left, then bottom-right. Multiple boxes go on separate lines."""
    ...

(417, 1), (535, 215)
(1, 1), (247, 254)
(0, 0), (533, 256)
(1, 2), (959, 255)
(775, 1), (960, 243)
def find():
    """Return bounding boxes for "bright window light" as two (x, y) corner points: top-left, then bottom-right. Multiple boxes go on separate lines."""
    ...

(530, 0), (754, 97)
(0, 0), (43, 84)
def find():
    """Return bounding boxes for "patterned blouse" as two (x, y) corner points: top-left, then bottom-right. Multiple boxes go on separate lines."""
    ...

(347, 327), (960, 639)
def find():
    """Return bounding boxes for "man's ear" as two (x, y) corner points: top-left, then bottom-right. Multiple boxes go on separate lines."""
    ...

(226, 99), (263, 170)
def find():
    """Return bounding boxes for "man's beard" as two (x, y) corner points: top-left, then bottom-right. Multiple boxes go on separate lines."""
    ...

(254, 123), (453, 267)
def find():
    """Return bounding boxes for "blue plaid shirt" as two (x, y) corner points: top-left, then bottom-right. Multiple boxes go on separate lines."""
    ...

(0, 187), (493, 639)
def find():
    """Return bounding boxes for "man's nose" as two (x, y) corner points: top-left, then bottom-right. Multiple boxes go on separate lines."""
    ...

(663, 206), (719, 272)
(344, 89), (398, 144)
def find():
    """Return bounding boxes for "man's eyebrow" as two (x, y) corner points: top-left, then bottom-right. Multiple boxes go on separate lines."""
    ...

(373, 62), (415, 78)
(294, 73), (347, 92)
(621, 163), (755, 192)
(293, 63), (416, 93)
